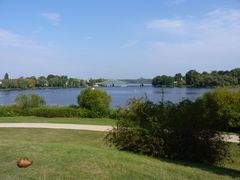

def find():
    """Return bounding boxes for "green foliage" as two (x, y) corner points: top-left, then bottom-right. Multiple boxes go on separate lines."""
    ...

(152, 75), (175, 87)
(30, 106), (80, 118)
(78, 88), (111, 116)
(29, 106), (102, 118)
(68, 78), (81, 88)
(198, 88), (240, 131)
(0, 105), (29, 117)
(152, 68), (240, 87)
(0, 90), (111, 118)
(0, 105), (107, 118)
(37, 76), (48, 87)
(4, 73), (9, 80)
(0, 73), (87, 89)
(15, 94), (46, 109)
(106, 94), (231, 164)
(48, 75), (68, 87)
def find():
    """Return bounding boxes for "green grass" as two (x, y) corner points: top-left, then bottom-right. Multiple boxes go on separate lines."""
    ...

(0, 128), (239, 180)
(0, 116), (116, 125)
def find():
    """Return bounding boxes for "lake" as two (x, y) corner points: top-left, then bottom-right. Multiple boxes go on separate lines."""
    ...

(0, 86), (211, 107)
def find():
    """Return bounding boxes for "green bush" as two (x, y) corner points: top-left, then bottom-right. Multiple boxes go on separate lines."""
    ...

(105, 96), (230, 164)
(15, 94), (46, 109)
(0, 105), (109, 118)
(198, 88), (240, 132)
(0, 105), (29, 117)
(29, 106), (102, 118)
(30, 106), (80, 118)
(78, 88), (111, 117)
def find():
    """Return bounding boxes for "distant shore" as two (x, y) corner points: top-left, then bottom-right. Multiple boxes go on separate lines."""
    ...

(1, 84), (239, 92)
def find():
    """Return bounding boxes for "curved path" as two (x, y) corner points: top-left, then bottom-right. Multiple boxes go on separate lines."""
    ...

(0, 123), (238, 143)
(0, 123), (112, 132)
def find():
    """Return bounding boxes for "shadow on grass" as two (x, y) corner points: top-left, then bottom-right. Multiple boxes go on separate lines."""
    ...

(161, 158), (240, 179)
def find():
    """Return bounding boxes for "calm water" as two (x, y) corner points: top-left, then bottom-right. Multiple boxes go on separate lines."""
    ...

(0, 86), (210, 107)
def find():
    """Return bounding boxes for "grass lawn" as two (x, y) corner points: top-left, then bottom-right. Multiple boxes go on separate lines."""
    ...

(0, 128), (239, 180)
(0, 116), (116, 125)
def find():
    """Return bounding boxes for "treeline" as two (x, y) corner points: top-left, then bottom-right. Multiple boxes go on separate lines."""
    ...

(152, 68), (240, 87)
(0, 73), (105, 89)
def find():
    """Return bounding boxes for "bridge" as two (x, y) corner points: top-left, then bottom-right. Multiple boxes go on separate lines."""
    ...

(97, 80), (127, 87)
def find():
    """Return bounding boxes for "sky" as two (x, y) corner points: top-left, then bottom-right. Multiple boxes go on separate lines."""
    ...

(0, 0), (240, 79)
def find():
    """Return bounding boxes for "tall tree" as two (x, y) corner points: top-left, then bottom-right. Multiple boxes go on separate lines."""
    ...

(4, 73), (9, 80)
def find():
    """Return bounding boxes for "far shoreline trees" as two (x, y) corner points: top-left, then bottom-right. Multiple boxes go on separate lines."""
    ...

(1, 67), (240, 90)
(152, 68), (240, 87)
(0, 74), (105, 89)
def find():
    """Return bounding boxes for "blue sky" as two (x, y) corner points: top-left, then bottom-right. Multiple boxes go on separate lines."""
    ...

(0, 0), (240, 79)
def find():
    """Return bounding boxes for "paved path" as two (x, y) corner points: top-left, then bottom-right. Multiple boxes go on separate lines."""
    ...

(0, 123), (112, 132)
(223, 134), (239, 143)
(0, 123), (238, 143)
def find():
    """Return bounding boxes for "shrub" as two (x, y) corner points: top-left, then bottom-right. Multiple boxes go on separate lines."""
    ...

(15, 94), (46, 109)
(0, 105), (26, 117)
(29, 106), (102, 118)
(68, 104), (79, 108)
(198, 88), (240, 132)
(30, 106), (80, 118)
(105, 96), (230, 164)
(164, 99), (229, 164)
(77, 88), (111, 117)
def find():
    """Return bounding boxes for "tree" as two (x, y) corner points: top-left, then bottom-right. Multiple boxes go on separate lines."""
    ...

(68, 78), (81, 87)
(2, 73), (10, 88)
(17, 78), (28, 89)
(15, 94), (46, 109)
(26, 77), (37, 88)
(174, 73), (185, 85)
(4, 73), (9, 80)
(198, 88), (240, 131)
(185, 70), (201, 86)
(77, 88), (111, 115)
(47, 74), (55, 80)
(105, 97), (229, 164)
(152, 75), (174, 86)
(37, 76), (48, 87)
(174, 73), (182, 82)
(230, 68), (240, 83)
(87, 78), (96, 86)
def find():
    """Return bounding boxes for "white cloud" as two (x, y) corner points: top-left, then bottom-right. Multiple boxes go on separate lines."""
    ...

(147, 19), (184, 31)
(0, 28), (45, 49)
(147, 8), (240, 38)
(146, 8), (240, 73)
(147, 8), (240, 35)
(41, 12), (61, 25)
(207, 8), (240, 21)
(202, 8), (240, 33)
